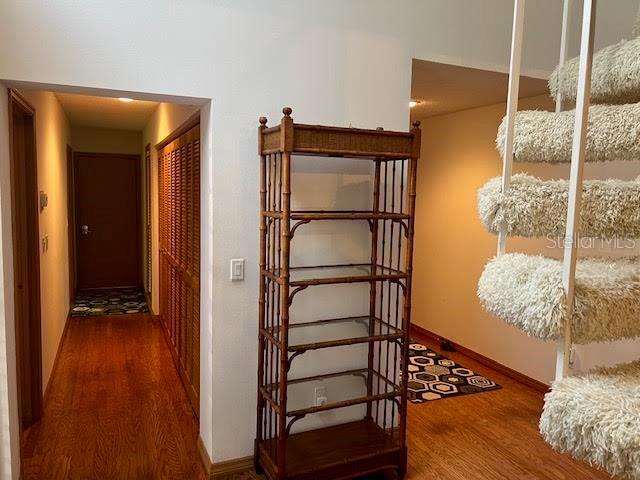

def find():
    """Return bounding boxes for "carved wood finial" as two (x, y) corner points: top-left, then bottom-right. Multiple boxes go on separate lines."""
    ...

(412, 120), (421, 129)
(282, 107), (293, 117)
(259, 116), (268, 126)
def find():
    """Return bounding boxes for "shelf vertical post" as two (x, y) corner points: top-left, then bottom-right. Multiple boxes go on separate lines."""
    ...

(277, 107), (294, 479)
(367, 157), (382, 420)
(255, 117), (268, 469)
(498, 0), (526, 256)
(556, 0), (596, 381)
(398, 121), (421, 477)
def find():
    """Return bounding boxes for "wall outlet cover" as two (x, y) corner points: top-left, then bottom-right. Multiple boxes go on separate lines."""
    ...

(314, 386), (328, 407)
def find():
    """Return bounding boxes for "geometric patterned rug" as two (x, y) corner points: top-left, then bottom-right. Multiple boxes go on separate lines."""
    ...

(70, 287), (149, 317)
(407, 342), (501, 403)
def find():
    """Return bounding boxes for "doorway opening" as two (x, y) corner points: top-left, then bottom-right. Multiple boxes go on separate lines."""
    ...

(4, 83), (209, 478)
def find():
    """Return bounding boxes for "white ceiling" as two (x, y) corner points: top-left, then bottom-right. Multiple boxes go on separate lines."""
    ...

(411, 59), (550, 119)
(56, 93), (159, 130)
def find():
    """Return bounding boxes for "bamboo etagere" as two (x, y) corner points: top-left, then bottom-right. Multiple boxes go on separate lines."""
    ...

(255, 107), (421, 480)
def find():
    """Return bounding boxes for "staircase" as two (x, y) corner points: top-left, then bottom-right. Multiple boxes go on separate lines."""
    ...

(476, 1), (640, 478)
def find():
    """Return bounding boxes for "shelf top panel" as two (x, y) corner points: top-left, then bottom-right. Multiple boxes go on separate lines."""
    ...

(284, 264), (406, 286)
(260, 121), (420, 160)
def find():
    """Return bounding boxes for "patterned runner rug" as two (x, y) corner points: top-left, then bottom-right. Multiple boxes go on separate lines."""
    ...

(407, 342), (501, 402)
(71, 288), (149, 316)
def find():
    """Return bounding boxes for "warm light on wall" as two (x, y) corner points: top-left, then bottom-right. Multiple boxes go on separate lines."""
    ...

(409, 100), (423, 108)
(118, 97), (134, 103)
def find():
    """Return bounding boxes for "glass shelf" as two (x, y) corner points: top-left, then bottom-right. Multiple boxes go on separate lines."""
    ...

(281, 316), (402, 352)
(264, 210), (409, 221)
(290, 210), (409, 221)
(261, 368), (401, 418)
(283, 264), (406, 286)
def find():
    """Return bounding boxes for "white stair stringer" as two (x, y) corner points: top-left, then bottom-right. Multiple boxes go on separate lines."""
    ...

(477, 253), (640, 344)
(549, 36), (640, 105)
(540, 360), (640, 480)
(496, 102), (640, 164)
(478, 174), (640, 238)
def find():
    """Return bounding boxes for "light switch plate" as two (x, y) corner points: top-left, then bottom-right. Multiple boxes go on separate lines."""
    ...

(230, 258), (244, 281)
(39, 191), (48, 211)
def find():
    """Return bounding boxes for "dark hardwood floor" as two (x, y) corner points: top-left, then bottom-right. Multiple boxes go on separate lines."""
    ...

(404, 333), (609, 480)
(21, 314), (206, 480)
(238, 335), (611, 480)
(21, 314), (608, 479)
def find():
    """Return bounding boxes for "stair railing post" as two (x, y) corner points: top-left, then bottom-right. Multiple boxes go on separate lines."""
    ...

(556, 0), (597, 381)
(556, 0), (573, 113)
(498, 0), (526, 256)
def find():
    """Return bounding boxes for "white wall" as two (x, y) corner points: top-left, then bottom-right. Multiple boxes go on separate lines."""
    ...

(413, 95), (640, 384)
(0, 0), (638, 472)
(17, 91), (72, 391)
(0, 82), (21, 480)
(71, 126), (141, 155)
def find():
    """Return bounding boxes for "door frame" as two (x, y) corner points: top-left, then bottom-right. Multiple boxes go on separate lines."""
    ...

(73, 151), (142, 290)
(144, 143), (152, 296)
(7, 88), (43, 430)
(66, 144), (76, 303)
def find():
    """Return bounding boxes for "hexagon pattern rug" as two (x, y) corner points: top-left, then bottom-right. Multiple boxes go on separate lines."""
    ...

(71, 288), (149, 317)
(407, 343), (501, 402)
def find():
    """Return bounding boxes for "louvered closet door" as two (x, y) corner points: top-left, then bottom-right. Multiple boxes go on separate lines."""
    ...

(158, 124), (200, 417)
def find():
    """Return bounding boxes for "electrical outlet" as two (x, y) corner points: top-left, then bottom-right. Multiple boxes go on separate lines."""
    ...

(314, 386), (328, 407)
(569, 346), (578, 368)
(230, 258), (244, 281)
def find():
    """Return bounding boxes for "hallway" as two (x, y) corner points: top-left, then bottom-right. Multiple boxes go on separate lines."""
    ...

(21, 314), (206, 480)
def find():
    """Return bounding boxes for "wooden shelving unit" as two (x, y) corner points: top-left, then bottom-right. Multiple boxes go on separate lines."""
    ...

(255, 107), (421, 480)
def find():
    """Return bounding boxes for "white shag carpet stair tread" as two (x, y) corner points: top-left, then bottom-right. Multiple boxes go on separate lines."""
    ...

(549, 36), (640, 105)
(478, 254), (640, 344)
(496, 102), (640, 164)
(478, 174), (640, 238)
(540, 361), (640, 480)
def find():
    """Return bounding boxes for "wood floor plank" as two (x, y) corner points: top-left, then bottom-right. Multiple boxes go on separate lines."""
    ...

(22, 314), (206, 480)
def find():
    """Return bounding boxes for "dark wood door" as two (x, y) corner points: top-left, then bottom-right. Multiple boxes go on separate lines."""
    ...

(8, 90), (43, 430)
(158, 122), (200, 417)
(75, 153), (141, 289)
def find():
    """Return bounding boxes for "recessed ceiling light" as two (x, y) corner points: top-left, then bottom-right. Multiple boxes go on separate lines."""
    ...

(118, 97), (134, 103)
(409, 100), (423, 108)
